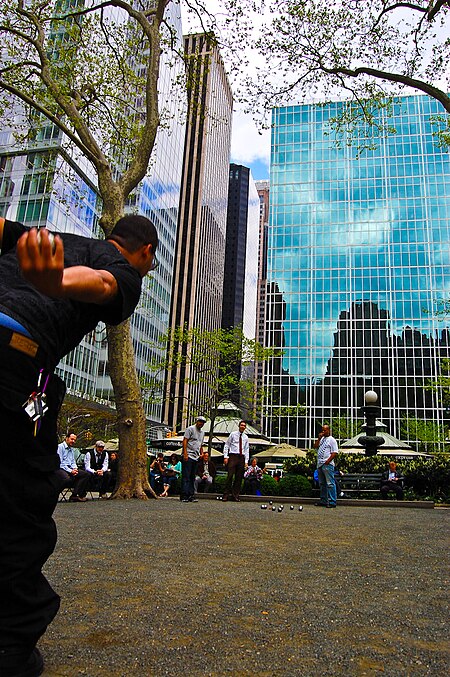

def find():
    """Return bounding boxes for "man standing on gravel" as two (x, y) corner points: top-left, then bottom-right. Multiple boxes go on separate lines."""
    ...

(181, 416), (206, 502)
(314, 424), (338, 508)
(222, 420), (250, 502)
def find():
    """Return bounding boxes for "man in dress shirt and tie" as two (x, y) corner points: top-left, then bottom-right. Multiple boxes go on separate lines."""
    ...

(222, 420), (249, 502)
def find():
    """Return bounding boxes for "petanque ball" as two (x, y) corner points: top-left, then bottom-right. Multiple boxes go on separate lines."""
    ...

(272, 506), (276, 511)
(37, 230), (56, 254)
(298, 506), (303, 511)
(290, 505), (294, 510)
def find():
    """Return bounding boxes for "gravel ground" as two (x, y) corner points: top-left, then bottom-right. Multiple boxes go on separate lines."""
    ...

(39, 498), (449, 677)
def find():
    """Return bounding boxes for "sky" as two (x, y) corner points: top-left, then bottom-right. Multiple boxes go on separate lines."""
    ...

(180, 0), (271, 182)
(230, 108), (271, 181)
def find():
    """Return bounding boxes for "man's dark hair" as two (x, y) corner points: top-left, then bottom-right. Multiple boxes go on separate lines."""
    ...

(107, 214), (158, 254)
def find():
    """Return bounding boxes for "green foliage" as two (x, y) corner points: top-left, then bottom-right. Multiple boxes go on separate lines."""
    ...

(286, 449), (450, 502)
(143, 324), (281, 420)
(338, 454), (450, 502)
(277, 474), (312, 497)
(213, 474), (228, 493)
(400, 415), (445, 454)
(330, 416), (363, 443)
(425, 358), (450, 408)
(260, 473), (279, 496)
(238, 0), (450, 148)
(402, 456), (450, 503)
(0, 1), (180, 172)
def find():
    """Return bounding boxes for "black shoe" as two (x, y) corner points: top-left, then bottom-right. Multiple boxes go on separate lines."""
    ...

(314, 502), (327, 507)
(326, 504), (337, 508)
(181, 499), (190, 503)
(0, 647), (44, 677)
(189, 498), (198, 502)
(222, 495), (228, 502)
(69, 495), (87, 502)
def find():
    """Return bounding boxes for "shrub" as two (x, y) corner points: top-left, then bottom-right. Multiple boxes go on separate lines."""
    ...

(277, 474), (312, 497)
(213, 474), (228, 493)
(260, 474), (279, 496)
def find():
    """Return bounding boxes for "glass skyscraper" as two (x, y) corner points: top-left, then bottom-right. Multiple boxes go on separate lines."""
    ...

(265, 95), (450, 449)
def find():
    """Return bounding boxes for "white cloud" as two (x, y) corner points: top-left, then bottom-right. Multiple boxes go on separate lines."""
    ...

(230, 108), (271, 167)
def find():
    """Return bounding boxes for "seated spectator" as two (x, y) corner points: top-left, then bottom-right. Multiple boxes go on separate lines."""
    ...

(194, 451), (216, 494)
(160, 453), (182, 497)
(56, 432), (90, 502)
(380, 461), (404, 500)
(243, 457), (263, 495)
(84, 440), (109, 498)
(149, 452), (166, 494)
(104, 450), (119, 494)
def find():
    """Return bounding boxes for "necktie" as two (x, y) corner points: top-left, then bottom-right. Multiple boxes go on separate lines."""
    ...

(239, 433), (242, 455)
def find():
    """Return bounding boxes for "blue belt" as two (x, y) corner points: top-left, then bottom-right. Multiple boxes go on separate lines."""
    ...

(0, 311), (32, 338)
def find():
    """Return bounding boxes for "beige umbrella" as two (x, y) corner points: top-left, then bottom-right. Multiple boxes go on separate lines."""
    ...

(82, 439), (119, 452)
(149, 447), (224, 459)
(253, 443), (308, 460)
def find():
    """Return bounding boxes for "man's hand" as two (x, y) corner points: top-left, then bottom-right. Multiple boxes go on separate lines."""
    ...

(224, 458), (228, 465)
(70, 468), (78, 476)
(17, 228), (64, 297)
(17, 227), (117, 303)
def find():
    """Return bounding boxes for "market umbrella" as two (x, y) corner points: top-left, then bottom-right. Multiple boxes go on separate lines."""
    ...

(253, 443), (308, 460)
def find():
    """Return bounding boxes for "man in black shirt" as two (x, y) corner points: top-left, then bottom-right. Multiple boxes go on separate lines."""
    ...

(0, 215), (158, 677)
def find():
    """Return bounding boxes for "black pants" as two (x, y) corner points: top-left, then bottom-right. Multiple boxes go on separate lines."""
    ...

(223, 455), (245, 499)
(56, 467), (91, 497)
(380, 481), (404, 500)
(0, 346), (65, 652)
(181, 458), (197, 500)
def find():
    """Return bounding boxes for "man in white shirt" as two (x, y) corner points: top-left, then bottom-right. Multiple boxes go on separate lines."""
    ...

(222, 420), (249, 502)
(314, 424), (338, 508)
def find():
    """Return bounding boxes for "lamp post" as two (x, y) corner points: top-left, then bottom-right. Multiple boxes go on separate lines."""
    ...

(358, 390), (385, 457)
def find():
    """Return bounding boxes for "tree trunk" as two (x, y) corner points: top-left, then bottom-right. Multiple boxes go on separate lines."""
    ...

(106, 321), (155, 499)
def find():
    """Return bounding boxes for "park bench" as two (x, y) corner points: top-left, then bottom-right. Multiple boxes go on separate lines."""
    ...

(340, 473), (384, 497)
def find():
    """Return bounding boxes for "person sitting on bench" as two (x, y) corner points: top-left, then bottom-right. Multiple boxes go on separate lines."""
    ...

(194, 451), (216, 493)
(380, 461), (404, 500)
(84, 440), (109, 498)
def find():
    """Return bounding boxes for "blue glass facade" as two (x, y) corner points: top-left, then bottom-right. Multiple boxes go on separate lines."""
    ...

(265, 95), (450, 448)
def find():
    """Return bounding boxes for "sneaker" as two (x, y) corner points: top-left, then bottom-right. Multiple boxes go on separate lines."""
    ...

(181, 499), (190, 503)
(189, 498), (198, 503)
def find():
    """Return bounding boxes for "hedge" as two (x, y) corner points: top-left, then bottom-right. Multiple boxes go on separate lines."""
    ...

(284, 449), (450, 502)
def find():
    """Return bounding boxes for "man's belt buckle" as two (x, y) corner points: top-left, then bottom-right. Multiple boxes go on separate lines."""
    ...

(9, 332), (39, 358)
